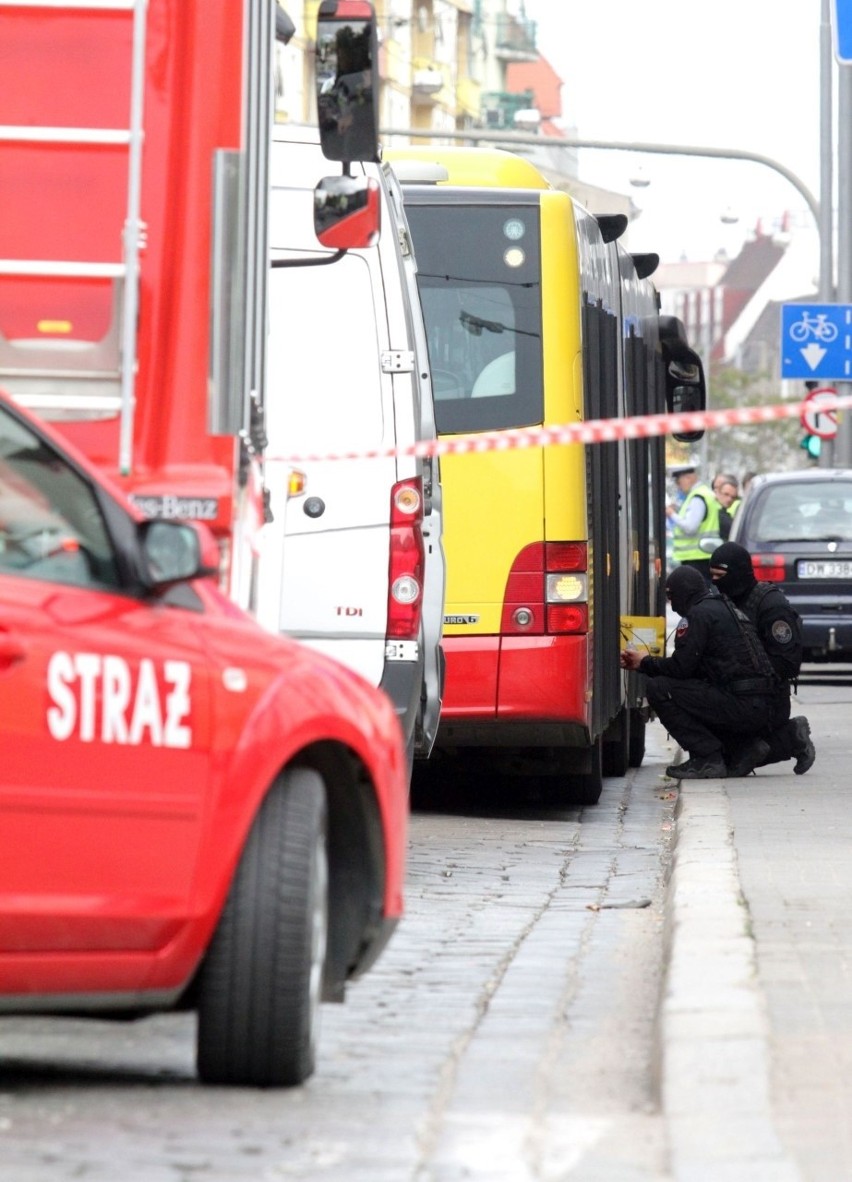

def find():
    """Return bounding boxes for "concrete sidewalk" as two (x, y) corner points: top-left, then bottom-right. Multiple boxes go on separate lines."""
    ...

(656, 682), (852, 1181)
(662, 782), (803, 1182)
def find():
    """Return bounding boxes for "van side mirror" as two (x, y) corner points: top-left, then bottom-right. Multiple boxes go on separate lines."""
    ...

(314, 174), (381, 249)
(660, 315), (706, 445)
(315, 0), (380, 165)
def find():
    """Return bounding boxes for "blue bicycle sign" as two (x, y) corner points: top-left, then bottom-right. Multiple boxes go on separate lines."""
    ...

(781, 303), (852, 380)
(788, 311), (838, 343)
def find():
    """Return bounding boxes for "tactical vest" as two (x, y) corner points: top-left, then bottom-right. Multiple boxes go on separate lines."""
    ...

(742, 582), (803, 682)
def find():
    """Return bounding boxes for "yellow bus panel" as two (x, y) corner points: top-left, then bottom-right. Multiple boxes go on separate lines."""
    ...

(387, 145), (551, 190)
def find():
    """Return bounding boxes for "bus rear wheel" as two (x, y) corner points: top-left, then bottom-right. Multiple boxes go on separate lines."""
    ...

(572, 735), (604, 805)
(603, 706), (630, 777)
(628, 709), (647, 768)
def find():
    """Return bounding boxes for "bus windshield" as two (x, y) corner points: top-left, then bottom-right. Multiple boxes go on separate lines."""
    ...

(405, 202), (543, 434)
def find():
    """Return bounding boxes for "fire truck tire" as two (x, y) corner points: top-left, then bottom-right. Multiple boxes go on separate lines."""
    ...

(196, 766), (329, 1087)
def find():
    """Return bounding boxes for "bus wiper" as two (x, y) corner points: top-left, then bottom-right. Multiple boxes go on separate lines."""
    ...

(763, 535), (847, 543)
(460, 310), (506, 336)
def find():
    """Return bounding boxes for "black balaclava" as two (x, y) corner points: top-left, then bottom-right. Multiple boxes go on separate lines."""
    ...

(666, 565), (709, 617)
(709, 541), (757, 600)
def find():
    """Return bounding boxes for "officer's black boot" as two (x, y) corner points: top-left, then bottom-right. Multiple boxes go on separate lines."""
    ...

(726, 739), (771, 777)
(666, 754), (727, 779)
(790, 716), (816, 775)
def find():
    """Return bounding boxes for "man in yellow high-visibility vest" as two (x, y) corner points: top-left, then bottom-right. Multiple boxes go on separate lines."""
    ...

(666, 466), (721, 582)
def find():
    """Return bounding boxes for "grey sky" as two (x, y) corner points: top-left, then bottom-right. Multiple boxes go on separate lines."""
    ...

(524, 0), (825, 263)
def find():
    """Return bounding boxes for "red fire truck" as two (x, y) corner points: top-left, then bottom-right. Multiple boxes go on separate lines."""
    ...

(0, 0), (278, 607)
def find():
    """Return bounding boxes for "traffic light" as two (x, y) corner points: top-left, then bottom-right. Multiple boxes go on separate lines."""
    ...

(801, 379), (822, 459)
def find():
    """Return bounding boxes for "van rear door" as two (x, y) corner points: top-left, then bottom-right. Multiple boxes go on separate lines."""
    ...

(263, 252), (397, 690)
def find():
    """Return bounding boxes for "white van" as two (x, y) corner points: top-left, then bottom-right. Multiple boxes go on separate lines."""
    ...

(257, 126), (444, 763)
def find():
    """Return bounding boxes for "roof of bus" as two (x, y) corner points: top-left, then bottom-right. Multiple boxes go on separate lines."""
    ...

(384, 146), (552, 191)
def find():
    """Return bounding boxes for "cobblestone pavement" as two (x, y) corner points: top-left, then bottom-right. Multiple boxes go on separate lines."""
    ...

(0, 744), (677, 1181)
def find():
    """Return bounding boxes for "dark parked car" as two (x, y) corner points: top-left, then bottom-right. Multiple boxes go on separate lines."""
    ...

(730, 469), (852, 661)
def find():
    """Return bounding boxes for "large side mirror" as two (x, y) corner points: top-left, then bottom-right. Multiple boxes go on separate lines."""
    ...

(314, 174), (380, 249)
(660, 315), (706, 445)
(315, 0), (380, 165)
(275, 7), (296, 44)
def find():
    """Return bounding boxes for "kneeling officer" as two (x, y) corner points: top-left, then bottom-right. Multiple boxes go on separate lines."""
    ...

(620, 565), (783, 779)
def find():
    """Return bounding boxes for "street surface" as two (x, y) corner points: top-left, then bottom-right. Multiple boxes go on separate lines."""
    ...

(723, 665), (852, 1182)
(0, 668), (849, 1181)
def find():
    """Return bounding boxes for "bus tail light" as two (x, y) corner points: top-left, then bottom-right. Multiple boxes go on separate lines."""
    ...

(545, 541), (587, 572)
(387, 478), (425, 641)
(502, 542), (589, 635)
(547, 603), (588, 633)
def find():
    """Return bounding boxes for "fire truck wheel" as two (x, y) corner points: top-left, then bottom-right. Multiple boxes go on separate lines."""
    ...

(195, 766), (329, 1087)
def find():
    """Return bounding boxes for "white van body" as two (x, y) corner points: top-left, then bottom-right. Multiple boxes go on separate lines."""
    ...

(257, 127), (444, 761)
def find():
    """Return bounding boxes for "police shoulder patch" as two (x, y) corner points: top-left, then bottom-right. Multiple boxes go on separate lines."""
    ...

(771, 619), (793, 645)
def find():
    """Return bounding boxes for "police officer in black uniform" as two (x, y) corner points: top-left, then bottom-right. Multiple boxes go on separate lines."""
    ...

(709, 541), (816, 777)
(621, 565), (782, 779)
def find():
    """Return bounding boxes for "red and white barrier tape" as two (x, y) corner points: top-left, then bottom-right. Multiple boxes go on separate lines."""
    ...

(268, 394), (852, 465)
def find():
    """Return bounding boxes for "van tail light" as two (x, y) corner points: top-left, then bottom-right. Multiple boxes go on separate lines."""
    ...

(752, 553), (786, 582)
(501, 542), (589, 635)
(387, 478), (425, 641)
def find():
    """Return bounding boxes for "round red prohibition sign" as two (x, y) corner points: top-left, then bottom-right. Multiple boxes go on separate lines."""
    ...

(801, 387), (839, 439)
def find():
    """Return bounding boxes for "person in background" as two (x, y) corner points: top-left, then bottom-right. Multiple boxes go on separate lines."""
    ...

(713, 471), (741, 511)
(620, 565), (781, 780)
(741, 471), (757, 497)
(709, 541), (816, 777)
(714, 476), (739, 540)
(666, 466), (720, 581)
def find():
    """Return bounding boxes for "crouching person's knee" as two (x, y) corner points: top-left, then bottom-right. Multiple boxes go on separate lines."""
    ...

(645, 677), (673, 707)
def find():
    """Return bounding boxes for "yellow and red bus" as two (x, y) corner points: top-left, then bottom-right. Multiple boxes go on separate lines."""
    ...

(389, 146), (705, 803)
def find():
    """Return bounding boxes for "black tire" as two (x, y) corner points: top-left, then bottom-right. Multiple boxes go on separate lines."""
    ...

(572, 735), (604, 805)
(196, 767), (329, 1087)
(602, 706), (630, 777)
(628, 708), (647, 768)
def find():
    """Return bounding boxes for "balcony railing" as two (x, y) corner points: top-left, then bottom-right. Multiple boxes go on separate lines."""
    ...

(479, 89), (536, 129)
(411, 58), (445, 102)
(494, 13), (537, 59)
(413, 67), (444, 96)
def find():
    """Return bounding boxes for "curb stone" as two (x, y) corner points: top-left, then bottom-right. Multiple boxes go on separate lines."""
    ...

(660, 777), (804, 1182)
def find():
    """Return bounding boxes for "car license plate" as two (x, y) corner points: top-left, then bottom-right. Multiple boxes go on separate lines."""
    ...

(797, 559), (852, 578)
